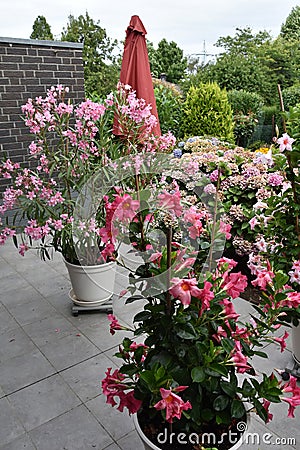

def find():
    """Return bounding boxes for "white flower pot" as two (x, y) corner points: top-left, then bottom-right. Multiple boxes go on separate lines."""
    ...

(117, 242), (144, 272)
(133, 412), (248, 450)
(64, 259), (116, 304)
(292, 324), (300, 365)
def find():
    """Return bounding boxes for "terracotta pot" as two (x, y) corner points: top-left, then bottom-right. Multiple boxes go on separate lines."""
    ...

(64, 259), (116, 305)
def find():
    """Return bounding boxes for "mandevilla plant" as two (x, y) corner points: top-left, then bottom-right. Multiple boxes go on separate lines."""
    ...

(102, 163), (300, 449)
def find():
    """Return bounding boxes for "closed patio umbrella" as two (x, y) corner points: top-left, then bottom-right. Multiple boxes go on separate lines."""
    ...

(113, 15), (161, 136)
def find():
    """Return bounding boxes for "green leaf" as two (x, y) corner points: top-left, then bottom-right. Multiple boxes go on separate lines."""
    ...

(231, 399), (246, 418)
(176, 323), (197, 340)
(206, 363), (228, 377)
(125, 295), (145, 304)
(213, 395), (229, 411)
(191, 366), (205, 383)
(220, 381), (236, 397)
(133, 311), (152, 322)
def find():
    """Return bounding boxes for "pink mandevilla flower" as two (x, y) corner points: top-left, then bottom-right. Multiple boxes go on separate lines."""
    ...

(169, 277), (203, 306)
(154, 387), (192, 423)
(277, 133), (295, 152)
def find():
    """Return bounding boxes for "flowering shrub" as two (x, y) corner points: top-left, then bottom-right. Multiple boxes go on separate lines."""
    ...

(102, 152), (300, 448)
(103, 245), (300, 447)
(0, 85), (175, 264)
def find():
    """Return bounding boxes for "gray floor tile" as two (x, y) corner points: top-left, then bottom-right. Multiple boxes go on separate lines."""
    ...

(0, 348), (56, 395)
(0, 434), (36, 450)
(22, 315), (78, 347)
(44, 290), (74, 317)
(0, 285), (44, 308)
(61, 353), (116, 403)
(0, 327), (36, 363)
(0, 397), (25, 446)
(0, 272), (30, 295)
(79, 322), (129, 352)
(30, 274), (69, 298)
(0, 260), (15, 279)
(29, 404), (113, 450)
(39, 333), (100, 371)
(251, 343), (294, 375)
(116, 429), (143, 450)
(0, 385), (5, 398)
(7, 299), (57, 326)
(86, 394), (135, 441)
(103, 444), (121, 450)
(0, 305), (19, 333)
(8, 374), (81, 431)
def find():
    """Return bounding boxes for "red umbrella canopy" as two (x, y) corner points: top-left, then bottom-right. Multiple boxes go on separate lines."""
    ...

(114, 15), (161, 136)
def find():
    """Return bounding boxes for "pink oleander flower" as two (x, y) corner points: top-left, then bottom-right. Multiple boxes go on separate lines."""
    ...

(169, 277), (203, 306)
(154, 387), (192, 423)
(277, 133), (295, 152)
(221, 272), (248, 299)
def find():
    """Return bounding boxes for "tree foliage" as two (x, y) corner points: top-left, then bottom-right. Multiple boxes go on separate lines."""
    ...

(30, 15), (54, 40)
(61, 12), (120, 97)
(280, 6), (300, 41)
(182, 82), (234, 141)
(149, 38), (187, 84)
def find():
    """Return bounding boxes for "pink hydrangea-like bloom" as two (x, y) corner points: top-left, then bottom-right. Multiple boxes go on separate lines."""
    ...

(154, 387), (192, 423)
(277, 133), (295, 152)
(169, 277), (203, 306)
(268, 173), (284, 186)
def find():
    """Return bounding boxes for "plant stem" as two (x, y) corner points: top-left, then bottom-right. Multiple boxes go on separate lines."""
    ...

(166, 226), (172, 316)
(208, 168), (221, 272)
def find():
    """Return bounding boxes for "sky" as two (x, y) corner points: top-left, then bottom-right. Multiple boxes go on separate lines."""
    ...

(0, 0), (299, 60)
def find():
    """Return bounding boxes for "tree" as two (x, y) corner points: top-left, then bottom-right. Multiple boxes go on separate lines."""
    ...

(30, 15), (54, 40)
(149, 38), (187, 84)
(61, 12), (120, 97)
(280, 6), (300, 41)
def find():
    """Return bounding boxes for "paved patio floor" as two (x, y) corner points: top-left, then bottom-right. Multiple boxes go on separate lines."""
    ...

(0, 241), (299, 450)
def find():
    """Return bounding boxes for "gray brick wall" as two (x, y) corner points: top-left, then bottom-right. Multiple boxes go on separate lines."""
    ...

(0, 37), (85, 192)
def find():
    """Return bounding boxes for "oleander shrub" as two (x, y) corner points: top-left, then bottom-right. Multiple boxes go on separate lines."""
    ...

(182, 82), (234, 141)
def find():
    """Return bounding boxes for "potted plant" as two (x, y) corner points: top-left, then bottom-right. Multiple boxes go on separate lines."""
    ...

(101, 157), (300, 450)
(0, 84), (175, 305)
